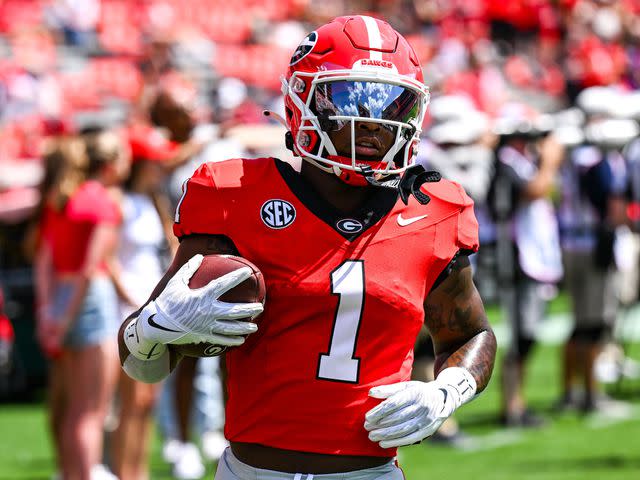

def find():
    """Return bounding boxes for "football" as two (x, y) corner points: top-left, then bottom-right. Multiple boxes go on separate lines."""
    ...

(170, 254), (266, 358)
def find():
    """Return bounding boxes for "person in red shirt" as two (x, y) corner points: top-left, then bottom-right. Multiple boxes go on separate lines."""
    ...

(119, 16), (497, 479)
(35, 132), (129, 480)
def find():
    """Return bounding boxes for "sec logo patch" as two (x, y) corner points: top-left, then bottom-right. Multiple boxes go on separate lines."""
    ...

(261, 199), (296, 229)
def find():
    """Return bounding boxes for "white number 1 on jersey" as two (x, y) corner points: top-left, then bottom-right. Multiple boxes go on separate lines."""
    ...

(317, 260), (364, 383)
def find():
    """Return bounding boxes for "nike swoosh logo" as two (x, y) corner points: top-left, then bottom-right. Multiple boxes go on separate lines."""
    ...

(147, 314), (181, 333)
(439, 388), (449, 414)
(397, 213), (428, 226)
(142, 343), (162, 360)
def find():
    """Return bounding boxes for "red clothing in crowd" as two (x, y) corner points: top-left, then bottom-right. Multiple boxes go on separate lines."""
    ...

(0, 288), (13, 344)
(569, 35), (627, 87)
(41, 181), (121, 275)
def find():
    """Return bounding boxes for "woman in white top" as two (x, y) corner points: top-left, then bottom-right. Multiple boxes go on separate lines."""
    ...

(110, 127), (176, 480)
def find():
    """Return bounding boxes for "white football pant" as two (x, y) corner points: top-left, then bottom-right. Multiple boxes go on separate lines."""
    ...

(215, 447), (406, 480)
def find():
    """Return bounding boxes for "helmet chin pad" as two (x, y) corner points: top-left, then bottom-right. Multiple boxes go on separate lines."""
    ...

(328, 155), (391, 186)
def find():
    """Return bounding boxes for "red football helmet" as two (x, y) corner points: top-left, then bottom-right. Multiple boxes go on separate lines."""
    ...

(283, 15), (430, 186)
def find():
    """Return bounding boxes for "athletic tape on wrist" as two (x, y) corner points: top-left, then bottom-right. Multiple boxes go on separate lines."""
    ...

(436, 367), (477, 407)
(123, 308), (168, 361)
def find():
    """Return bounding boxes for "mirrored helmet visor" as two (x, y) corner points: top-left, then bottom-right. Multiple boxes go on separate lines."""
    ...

(312, 80), (421, 131)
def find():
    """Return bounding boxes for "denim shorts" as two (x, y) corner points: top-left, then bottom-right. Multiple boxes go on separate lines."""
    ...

(51, 276), (119, 348)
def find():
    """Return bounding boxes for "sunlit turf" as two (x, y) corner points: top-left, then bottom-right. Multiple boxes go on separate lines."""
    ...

(1, 303), (639, 479)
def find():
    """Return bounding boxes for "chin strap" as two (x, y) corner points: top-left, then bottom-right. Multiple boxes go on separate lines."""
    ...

(361, 164), (441, 205)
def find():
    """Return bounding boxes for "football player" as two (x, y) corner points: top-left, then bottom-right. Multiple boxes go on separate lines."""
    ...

(118, 16), (496, 479)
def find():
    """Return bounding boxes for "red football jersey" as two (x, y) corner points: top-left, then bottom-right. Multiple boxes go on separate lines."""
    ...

(173, 157), (478, 457)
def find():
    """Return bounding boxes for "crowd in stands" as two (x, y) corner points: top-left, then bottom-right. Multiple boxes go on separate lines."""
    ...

(2, 0), (640, 479)
(1, 0), (640, 171)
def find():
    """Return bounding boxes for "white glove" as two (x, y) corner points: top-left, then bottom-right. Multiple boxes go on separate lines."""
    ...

(364, 367), (477, 449)
(124, 254), (263, 361)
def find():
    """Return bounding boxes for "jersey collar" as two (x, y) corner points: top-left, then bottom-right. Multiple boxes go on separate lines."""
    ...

(274, 159), (398, 241)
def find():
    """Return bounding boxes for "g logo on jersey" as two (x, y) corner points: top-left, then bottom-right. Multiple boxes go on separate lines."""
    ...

(261, 199), (296, 229)
(290, 31), (317, 66)
(336, 219), (363, 233)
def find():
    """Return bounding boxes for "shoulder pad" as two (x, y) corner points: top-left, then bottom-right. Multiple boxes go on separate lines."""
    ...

(174, 157), (272, 237)
(420, 179), (473, 208)
(199, 157), (273, 189)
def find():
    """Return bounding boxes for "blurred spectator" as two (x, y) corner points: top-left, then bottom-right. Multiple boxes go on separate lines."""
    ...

(0, 286), (16, 397)
(502, 38), (567, 112)
(557, 91), (634, 412)
(147, 83), (245, 203)
(440, 41), (508, 116)
(157, 354), (228, 478)
(1, 28), (61, 123)
(420, 103), (494, 205)
(491, 121), (564, 427)
(45, 0), (101, 51)
(419, 96), (496, 258)
(147, 85), (241, 479)
(138, 35), (177, 86)
(564, 0), (628, 96)
(34, 133), (127, 480)
(108, 126), (175, 480)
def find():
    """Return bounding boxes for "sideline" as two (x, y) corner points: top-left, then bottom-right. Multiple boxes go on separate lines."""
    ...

(492, 304), (640, 346)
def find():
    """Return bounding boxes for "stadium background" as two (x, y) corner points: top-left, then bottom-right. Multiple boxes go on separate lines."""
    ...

(1, 0), (640, 479)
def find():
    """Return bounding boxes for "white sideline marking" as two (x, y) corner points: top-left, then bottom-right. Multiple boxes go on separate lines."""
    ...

(493, 305), (640, 347)
(457, 430), (524, 452)
(587, 405), (640, 429)
(397, 430), (523, 459)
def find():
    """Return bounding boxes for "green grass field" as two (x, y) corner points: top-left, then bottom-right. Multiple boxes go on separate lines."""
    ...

(1, 305), (640, 479)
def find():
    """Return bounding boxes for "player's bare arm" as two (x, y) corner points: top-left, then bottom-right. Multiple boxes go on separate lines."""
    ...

(425, 257), (496, 392)
(117, 234), (262, 382)
(365, 256), (496, 449)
